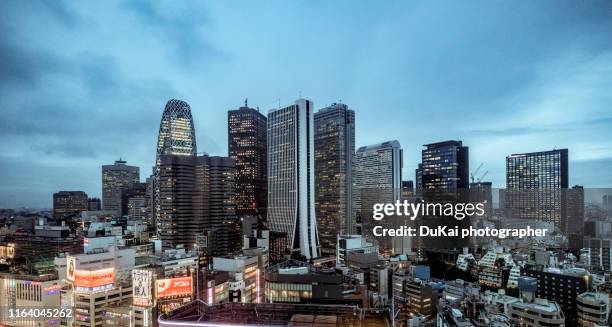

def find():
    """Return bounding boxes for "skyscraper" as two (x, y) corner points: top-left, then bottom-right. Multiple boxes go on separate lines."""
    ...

(314, 103), (355, 255)
(420, 140), (469, 250)
(124, 182), (148, 220)
(53, 191), (88, 220)
(157, 155), (196, 250)
(194, 155), (239, 256)
(566, 185), (585, 249)
(156, 99), (198, 159)
(102, 159), (140, 215)
(267, 99), (319, 259)
(228, 101), (267, 222)
(154, 99), (197, 233)
(157, 154), (239, 255)
(353, 140), (403, 254)
(505, 149), (568, 229)
(421, 140), (469, 192)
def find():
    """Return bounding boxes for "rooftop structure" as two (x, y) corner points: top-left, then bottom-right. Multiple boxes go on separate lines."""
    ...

(158, 300), (388, 326)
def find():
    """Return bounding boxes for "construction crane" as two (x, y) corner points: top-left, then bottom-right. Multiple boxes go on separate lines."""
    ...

(470, 163), (483, 183)
(477, 170), (489, 183)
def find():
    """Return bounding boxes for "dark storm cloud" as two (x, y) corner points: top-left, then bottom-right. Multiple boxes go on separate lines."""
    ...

(122, 0), (221, 68)
(1, 0), (612, 207)
(0, 30), (63, 87)
(0, 1), (189, 206)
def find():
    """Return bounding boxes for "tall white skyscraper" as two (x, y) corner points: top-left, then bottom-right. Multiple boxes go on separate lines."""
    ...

(353, 140), (407, 254)
(267, 98), (320, 259)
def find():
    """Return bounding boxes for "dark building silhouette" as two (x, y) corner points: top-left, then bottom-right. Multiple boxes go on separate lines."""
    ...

(314, 103), (355, 254)
(194, 155), (240, 257)
(157, 155), (195, 250)
(419, 140), (469, 250)
(421, 140), (469, 192)
(102, 159), (140, 216)
(157, 154), (239, 256)
(505, 149), (568, 230)
(566, 185), (585, 249)
(415, 163), (423, 195)
(53, 191), (88, 220)
(87, 197), (101, 211)
(228, 101), (267, 223)
(123, 182), (148, 220)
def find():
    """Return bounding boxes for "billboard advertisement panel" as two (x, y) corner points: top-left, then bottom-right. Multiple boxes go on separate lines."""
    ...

(67, 256), (76, 281)
(133, 269), (153, 306)
(156, 276), (192, 299)
(74, 267), (115, 288)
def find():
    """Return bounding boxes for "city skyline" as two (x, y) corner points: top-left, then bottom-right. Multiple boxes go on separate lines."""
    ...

(2, 1), (612, 208)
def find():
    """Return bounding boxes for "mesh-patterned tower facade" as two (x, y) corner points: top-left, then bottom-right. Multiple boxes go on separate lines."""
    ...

(154, 99), (197, 236)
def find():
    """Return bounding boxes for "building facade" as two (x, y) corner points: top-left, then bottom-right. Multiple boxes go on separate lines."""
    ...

(87, 198), (101, 211)
(421, 140), (469, 192)
(157, 154), (239, 255)
(53, 191), (88, 220)
(228, 102), (267, 222)
(154, 99), (197, 234)
(524, 267), (590, 326)
(102, 159), (140, 215)
(194, 155), (240, 257)
(505, 149), (568, 229)
(314, 103), (355, 254)
(420, 140), (469, 250)
(576, 292), (610, 326)
(353, 141), (403, 253)
(267, 99), (320, 259)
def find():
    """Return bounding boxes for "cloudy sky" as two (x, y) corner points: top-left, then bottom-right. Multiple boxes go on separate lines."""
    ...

(1, 1), (612, 208)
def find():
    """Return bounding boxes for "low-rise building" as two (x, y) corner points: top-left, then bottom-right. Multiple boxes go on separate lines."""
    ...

(0, 273), (63, 327)
(576, 292), (610, 326)
(509, 298), (565, 327)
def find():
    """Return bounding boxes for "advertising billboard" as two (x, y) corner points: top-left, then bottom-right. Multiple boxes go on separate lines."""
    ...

(133, 269), (153, 306)
(66, 256), (76, 281)
(156, 276), (192, 299)
(74, 267), (115, 288)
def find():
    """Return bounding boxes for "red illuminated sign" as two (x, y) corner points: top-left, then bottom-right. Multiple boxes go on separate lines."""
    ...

(74, 268), (115, 288)
(156, 276), (192, 299)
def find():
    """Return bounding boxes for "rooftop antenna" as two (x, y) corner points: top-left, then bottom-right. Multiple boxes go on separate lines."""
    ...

(244, 98), (248, 108)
